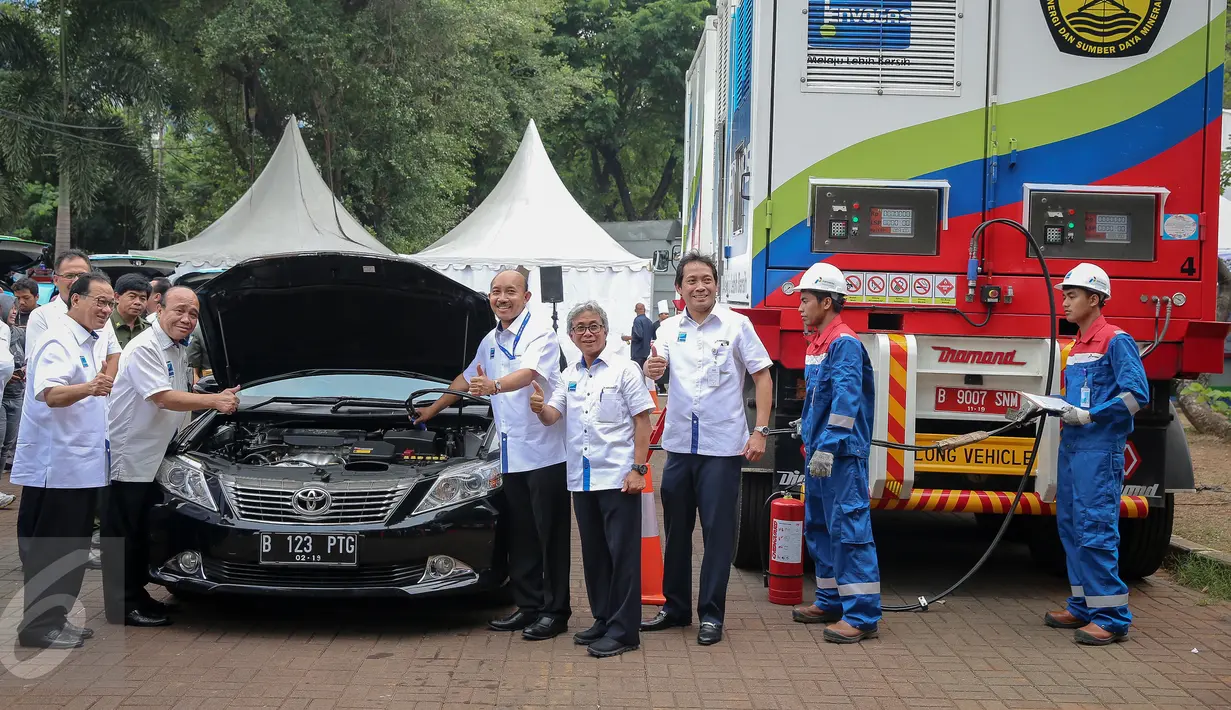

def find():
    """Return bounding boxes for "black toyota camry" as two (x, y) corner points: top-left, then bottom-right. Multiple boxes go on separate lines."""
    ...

(147, 252), (507, 599)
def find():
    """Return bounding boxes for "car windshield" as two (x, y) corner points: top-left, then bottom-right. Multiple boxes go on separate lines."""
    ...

(240, 373), (446, 401)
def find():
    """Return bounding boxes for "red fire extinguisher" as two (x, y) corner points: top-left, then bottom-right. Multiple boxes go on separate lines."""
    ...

(768, 495), (805, 605)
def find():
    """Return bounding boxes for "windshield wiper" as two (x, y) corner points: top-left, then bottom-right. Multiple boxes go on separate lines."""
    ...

(246, 396), (341, 411)
(329, 398), (406, 414)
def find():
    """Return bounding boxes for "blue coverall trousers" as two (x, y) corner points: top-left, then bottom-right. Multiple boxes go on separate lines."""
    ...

(803, 455), (881, 630)
(1056, 444), (1132, 633)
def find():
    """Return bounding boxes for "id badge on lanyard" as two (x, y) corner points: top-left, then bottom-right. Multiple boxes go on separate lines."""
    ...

(1080, 372), (1091, 409)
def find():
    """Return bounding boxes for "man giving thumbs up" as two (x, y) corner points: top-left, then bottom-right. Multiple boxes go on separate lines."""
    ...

(411, 269), (571, 642)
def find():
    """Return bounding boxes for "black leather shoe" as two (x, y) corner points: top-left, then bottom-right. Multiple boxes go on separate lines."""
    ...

(587, 636), (638, 658)
(697, 621), (723, 646)
(123, 610), (171, 627)
(488, 610), (535, 632)
(573, 622), (607, 645)
(64, 622), (94, 640)
(522, 616), (567, 641)
(18, 628), (84, 649)
(640, 610), (691, 632)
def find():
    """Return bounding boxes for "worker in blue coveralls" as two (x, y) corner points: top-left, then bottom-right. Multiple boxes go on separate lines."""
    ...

(1043, 262), (1148, 646)
(789, 261), (881, 644)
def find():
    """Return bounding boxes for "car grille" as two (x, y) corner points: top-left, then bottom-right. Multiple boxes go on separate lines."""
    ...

(218, 476), (417, 525)
(203, 559), (427, 588)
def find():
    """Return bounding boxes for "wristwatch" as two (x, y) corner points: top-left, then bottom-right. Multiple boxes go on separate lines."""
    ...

(631, 464), (648, 475)
(493, 379), (503, 394)
(753, 426), (770, 436)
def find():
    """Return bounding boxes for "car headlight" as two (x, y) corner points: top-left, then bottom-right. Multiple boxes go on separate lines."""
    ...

(413, 459), (502, 515)
(156, 456), (217, 512)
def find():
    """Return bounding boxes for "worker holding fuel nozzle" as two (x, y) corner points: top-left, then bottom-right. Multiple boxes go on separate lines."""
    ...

(1045, 263), (1148, 646)
(791, 262), (881, 644)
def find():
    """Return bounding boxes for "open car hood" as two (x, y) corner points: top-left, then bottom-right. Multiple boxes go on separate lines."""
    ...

(91, 254), (179, 280)
(196, 253), (494, 388)
(0, 236), (49, 275)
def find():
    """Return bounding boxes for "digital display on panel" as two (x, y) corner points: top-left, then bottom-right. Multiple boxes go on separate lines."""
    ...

(1084, 213), (1130, 242)
(869, 207), (914, 238)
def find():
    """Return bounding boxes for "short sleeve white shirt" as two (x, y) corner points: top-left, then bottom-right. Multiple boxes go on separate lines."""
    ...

(11, 312), (111, 488)
(463, 308), (566, 473)
(108, 320), (191, 483)
(548, 348), (655, 492)
(26, 297), (121, 364)
(655, 306), (773, 457)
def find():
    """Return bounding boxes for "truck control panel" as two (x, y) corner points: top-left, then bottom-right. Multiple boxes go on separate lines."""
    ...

(810, 184), (941, 257)
(1025, 189), (1159, 262)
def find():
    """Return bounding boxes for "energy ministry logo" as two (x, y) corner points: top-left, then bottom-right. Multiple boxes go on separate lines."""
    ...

(1040, 0), (1170, 58)
(810, 0), (912, 51)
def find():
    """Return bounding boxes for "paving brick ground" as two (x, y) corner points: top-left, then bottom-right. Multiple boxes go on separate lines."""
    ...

(0, 467), (1228, 709)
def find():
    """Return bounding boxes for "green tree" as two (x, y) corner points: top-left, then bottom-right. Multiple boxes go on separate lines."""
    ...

(157, 0), (585, 251)
(0, 1), (174, 255)
(545, 0), (711, 222)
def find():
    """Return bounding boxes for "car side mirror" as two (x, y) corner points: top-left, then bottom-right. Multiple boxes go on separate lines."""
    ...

(651, 250), (670, 273)
(193, 375), (219, 394)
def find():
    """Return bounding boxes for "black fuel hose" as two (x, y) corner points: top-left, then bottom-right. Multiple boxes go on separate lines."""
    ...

(880, 217), (1058, 612)
(754, 219), (1059, 611)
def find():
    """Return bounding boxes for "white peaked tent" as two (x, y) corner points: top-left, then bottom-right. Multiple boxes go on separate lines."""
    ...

(132, 116), (392, 276)
(411, 120), (653, 363)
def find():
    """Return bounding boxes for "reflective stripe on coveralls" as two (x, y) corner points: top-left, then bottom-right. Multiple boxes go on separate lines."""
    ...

(1058, 316), (1148, 633)
(800, 315), (881, 631)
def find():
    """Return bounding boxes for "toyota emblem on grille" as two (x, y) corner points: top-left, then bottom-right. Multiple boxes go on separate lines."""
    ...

(291, 487), (332, 516)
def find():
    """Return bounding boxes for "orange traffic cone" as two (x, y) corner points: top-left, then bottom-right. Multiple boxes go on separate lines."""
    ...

(640, 464), (667, 606)
(649, 387), (662, 415)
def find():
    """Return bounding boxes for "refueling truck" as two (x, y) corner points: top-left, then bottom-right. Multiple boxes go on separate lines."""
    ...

(682, 0), (1229, 580)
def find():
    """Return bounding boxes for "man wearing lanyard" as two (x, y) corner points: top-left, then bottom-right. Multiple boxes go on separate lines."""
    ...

(642, 252), (773, 646)
(1045, 263), (1147, 646)
(413, 269), (570, 640)
(791, 262), (881, 643)
(530, 301), (654, 658)
(12, 273), (116, 649)
(102, 286), (240, 628)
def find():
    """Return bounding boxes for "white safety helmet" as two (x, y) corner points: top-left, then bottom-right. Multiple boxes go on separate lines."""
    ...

(1056, 262), (1112, 300)
(798, 262), (848, 296)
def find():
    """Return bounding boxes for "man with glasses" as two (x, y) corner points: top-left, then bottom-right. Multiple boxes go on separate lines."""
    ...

(13, 272), (116, 649)
(529, 301), (654, 658)
(26, 250), (121, 377)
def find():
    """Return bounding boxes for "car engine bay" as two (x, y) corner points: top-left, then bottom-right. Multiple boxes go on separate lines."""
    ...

(197, 419), (488, 471)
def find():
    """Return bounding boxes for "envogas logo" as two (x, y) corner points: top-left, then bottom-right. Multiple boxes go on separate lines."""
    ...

(1040, 0), (1170, 58)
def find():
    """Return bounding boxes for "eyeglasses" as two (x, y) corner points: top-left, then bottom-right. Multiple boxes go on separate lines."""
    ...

(56, 272), (86, 280)
(570, 323), (604, 335)
(84, 296), (117, 310)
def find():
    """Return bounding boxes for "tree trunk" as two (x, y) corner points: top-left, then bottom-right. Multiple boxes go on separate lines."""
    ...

(55, 171), (71, 256)
(1175, 258), (1231, 438)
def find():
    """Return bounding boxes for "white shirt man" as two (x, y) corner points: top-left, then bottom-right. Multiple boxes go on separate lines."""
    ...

(463, 307), (566, 474)
(653, 306), (772, 455)
(100, 286), (238, 627)
(640, 255), (774, 648)
(414, 269), (571, 640)
(13, 311), (112, 489)
(26, 294), (121, 370)
(13, 274), (116, 650)
(533, 303), (654, 658)
(106, 321), (191, 483)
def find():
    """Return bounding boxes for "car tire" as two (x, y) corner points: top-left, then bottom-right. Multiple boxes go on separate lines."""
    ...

(1117, 493), (1174, 581)
(733, 470), (774, 571)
